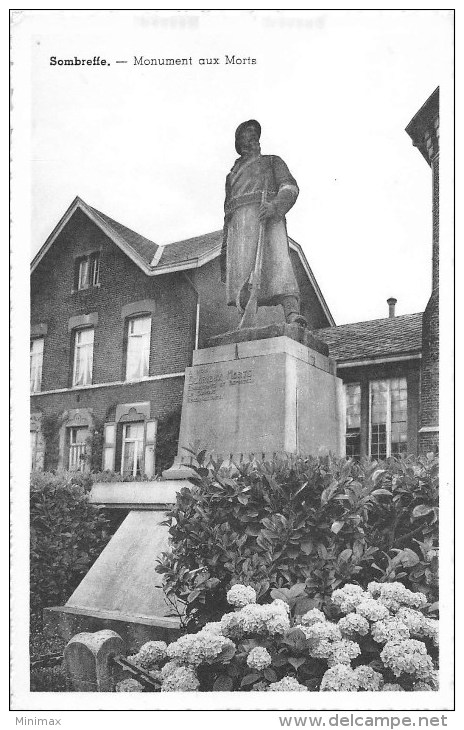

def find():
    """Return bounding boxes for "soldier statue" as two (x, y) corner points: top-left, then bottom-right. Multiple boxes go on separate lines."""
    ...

(221, 119), (307, 328)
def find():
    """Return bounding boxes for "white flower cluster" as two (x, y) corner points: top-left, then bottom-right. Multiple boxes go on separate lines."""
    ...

(267, 676), (307, 692)
(221, 599), (290, 637)
(300, 621), (342, 659)
(160, 666), (200, 692)
(382, 683), (405, 691)
(226, 584), (257, 608)
(380, 639), (435, 679)
(367, 582), (427, 613)
(421, 618), (439, 646)
(396, 607), (425, 635)
(247, 646), (272, 671)
(355, 598), (390, 622)
(326, 639), (361, 667)
(115, 678), (144, 692)
(166, 630), (235, 666)
(320, 664), (361, 692)
(332, 584), (368, 613)
(338, 612), (370, 637)
(354, 665), (384, 691)
(371, 617), (410, 644)
(300, 608), (326, 626)
(128, 640), (167, 670)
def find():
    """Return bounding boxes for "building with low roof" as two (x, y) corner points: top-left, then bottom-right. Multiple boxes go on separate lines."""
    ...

(30, 89), (439, 472)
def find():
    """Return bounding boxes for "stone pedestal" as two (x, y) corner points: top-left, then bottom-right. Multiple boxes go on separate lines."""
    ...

(44, 483), (185, 651)
(165, 328), (345, 472)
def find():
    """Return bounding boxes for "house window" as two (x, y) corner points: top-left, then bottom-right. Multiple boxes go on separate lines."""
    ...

(345, 382), (361, 458)
(30, 338), (44, 393)
(68, 427), (88, 471)
(121, 422), (145, 477)
(76, 252), (100, 290)
(72, 327), (94, 386)
(30, 431), (37, 470)
(369, 377), (407, 459)
(126, 316), (151, 380)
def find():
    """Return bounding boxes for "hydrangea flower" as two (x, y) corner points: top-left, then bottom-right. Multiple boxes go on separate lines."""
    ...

(300, 621), (342, 643)
(300, 608), (326, 626)
(161, 666), (200, 692)
(356, 598), (390, 622)
(320, 664), (360, 691)
(367, 582), (383, 598)
(160, 660), (183, 679)
(376, 583), (427, 613)
(380, 639), (435, 679)
(226, 584), (257, 608)
(115, 678), (144, 692)
(382, 683), (405, 691)
(421, 618), (439, 646)
(371, 617), (410, 644)
(327, 639), (361, 667)
(221, 600), (290, 637)
(128, 640), (167, 669)
(200, 621), (224, 635)
(247, 646), (272, 671)
(396, 607), (425, 635)
(268, 676), (307, 691)
(166, 632), (235, 666)
(354, 665), (383, 691)
(332, 585), (368, 614)
(338, 613), (370, 637)
(413, 681), (436, 691)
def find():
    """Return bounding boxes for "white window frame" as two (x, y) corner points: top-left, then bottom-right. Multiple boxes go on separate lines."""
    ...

(68, 426), (88, 472)
(368, 378), (407, 458)
(77, 252), (100, 290)
(121, 422), (145, 477)
(125, 315), (151, 381)
(72, 327), (94, 386)
(30, 337), (44, 393)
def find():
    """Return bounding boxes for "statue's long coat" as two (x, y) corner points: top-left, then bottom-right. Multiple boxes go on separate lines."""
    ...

(221, 154), (300, 307)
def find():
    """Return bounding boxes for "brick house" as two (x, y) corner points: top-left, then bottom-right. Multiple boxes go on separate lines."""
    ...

(30, 196), (333, 475)
(30, 89), (439, 472)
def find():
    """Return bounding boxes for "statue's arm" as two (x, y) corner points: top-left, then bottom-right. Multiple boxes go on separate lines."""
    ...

(269, 156), (299, 219)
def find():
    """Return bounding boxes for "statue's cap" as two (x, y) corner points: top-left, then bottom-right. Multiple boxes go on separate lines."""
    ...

(235, 119), (261, 154)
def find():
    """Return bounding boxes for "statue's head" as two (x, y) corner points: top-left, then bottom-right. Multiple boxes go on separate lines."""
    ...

(235, 119), (261, 155)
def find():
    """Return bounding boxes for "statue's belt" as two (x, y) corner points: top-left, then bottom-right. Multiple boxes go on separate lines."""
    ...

(224, 190), (277, 218)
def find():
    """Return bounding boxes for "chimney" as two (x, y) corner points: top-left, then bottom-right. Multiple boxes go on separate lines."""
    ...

(387, 297), (397, 318)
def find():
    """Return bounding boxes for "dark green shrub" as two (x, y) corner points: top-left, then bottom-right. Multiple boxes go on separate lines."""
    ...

(30, 471), (111, 612)
(157, 454), (438, 628)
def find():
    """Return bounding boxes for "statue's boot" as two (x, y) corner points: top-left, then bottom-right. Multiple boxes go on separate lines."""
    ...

(281, 295), (308, 328)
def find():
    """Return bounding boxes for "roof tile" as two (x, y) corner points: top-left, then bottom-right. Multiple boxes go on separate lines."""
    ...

(314, 313), (423, 362)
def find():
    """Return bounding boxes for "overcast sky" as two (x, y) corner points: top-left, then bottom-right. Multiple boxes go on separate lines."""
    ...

(24, 9), (453, 325)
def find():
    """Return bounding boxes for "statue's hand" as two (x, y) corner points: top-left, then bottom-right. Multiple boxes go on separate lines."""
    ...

(258, 201), (277, 221)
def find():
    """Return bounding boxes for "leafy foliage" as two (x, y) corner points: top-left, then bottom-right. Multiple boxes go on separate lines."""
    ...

(30, 471), (111, 612)
(157, 454), (438, 628)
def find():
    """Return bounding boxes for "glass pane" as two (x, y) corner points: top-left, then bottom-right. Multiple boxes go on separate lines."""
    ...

(78, 259), (89, 289)
(122, 440), (135, 475)
(30, 338), (44, 392)
(126, 317), (150, 379)
(30, 431), (37, 470)
(391, 377), (407, 455)
(370, 380), (388, 425)
(74, 329), (94, 385)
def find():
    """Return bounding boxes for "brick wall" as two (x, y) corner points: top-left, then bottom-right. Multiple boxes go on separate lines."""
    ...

(419, 150), (439, 454)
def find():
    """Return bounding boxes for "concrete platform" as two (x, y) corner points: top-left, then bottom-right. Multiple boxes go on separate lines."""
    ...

(207, 322), (329, 356)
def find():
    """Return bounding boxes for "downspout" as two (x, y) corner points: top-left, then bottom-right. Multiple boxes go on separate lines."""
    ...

(182, 272), (200, 351)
